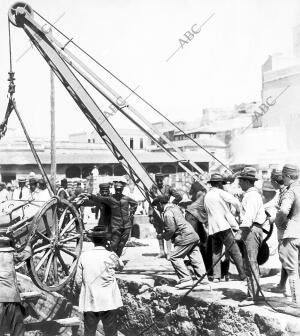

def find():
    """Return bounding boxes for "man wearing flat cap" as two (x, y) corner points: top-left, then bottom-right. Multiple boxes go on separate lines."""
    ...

(75, 226), (123, 336)
(12, 177), (30, 201)
(236, 167), (266, 305)
(275, 164), (300, 305)
(149, 173), (182, 258)
(204, 173), (246, 283)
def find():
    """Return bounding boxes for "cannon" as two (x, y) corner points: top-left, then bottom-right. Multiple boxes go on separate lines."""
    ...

(0, 197), (83, 292)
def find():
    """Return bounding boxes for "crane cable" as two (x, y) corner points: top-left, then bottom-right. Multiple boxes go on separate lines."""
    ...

(2, 19), (55, 196)
(32, 9), (232, 174)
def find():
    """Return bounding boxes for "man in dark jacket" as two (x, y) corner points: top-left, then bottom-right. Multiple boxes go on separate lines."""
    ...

(149, 173), (182, 258)
(153, 195), (208, 289)
(87, 181), (138, 257)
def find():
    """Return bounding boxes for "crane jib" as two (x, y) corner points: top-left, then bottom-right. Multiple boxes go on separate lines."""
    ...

(9, 3), (158, 202)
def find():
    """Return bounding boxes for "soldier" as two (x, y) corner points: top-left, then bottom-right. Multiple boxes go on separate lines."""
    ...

(85, 183), (111, 234)
(276, 164), (300, 305)
(149, 173), (182, 258)
(12, 177), (30, 201)
(235, 167), (266, 306)
(84, 181), (138, 257)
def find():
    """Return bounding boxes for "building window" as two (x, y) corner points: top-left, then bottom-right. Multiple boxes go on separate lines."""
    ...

(92, 139), (95, 143)
(88, 139), (91, 143)
(130, 138), (134, 149)
(140, 138), (144, 149)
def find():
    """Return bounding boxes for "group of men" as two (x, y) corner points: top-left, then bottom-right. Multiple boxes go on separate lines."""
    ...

(148, 165), (300, 307)
(1, 164), (300, 336)
(0, 176), (50, 203)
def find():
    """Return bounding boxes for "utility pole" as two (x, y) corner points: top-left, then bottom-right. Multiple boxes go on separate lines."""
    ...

(50, 69), (56, 191)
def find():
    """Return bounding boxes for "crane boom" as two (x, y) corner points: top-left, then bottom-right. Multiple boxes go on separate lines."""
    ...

(8, 3), (155, 200)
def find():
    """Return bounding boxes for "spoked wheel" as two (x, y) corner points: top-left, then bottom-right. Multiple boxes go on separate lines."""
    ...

(27, 197), (83, 292)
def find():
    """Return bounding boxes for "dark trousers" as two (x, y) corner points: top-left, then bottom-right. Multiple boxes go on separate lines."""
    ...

(185, 212), (208, 244)
(242, 226), (263, 299)
(212, 229), (246, 280)
(110, 228), (131, 257)
(84, 310), (117, 336)
(170, 242), (207, 281)
(0, 302), (25, 336)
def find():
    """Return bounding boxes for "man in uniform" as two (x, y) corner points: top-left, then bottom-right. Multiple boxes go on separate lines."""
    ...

(149, 173), (182, 258)
(276, 164), (300, 305)
(12, 177), (30, 201)
(85, 181), (138, 257)
(236, 167), (266, 305)
(85, 183), (112, 234)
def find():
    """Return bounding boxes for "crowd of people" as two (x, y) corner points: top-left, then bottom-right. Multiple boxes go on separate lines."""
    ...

(0, 164), (300, 335)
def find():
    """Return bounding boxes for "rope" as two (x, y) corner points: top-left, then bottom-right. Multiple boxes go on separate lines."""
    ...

(8, 18), (13, 74)
(32, 9), (232, 173)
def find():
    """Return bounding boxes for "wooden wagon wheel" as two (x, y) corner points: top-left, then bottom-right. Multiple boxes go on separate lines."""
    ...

(27, 197), (83, 292)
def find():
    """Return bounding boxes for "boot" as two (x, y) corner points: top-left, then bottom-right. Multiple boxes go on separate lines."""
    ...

(157, 238), (166, 258)
(289, 276), (300, 305)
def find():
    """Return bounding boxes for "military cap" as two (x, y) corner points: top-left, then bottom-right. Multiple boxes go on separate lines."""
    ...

(113, 181), (126, 189)
(155, 173), (167, 180)
(282, 164), (299, 179)
(237, 167), (258, 181)
(18, 176), (26, 183)
(99, 183), (110, 189)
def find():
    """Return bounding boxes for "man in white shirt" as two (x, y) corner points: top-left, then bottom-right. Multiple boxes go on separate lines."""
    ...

(236, 167), (266, 305)
(0, 183), (9, 203)
(75, 226), (123, 336)
(204, 173), (246, 282)
(12, 177), (30, 201)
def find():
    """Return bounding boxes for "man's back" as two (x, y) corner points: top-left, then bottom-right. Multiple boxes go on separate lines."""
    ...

(163, 204), (199, 245)
(204, 187), (239, 234)
(76, 247), (122, 312)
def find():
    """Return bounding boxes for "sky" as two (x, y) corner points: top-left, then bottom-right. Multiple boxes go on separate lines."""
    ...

(0, 0), (299, 140)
